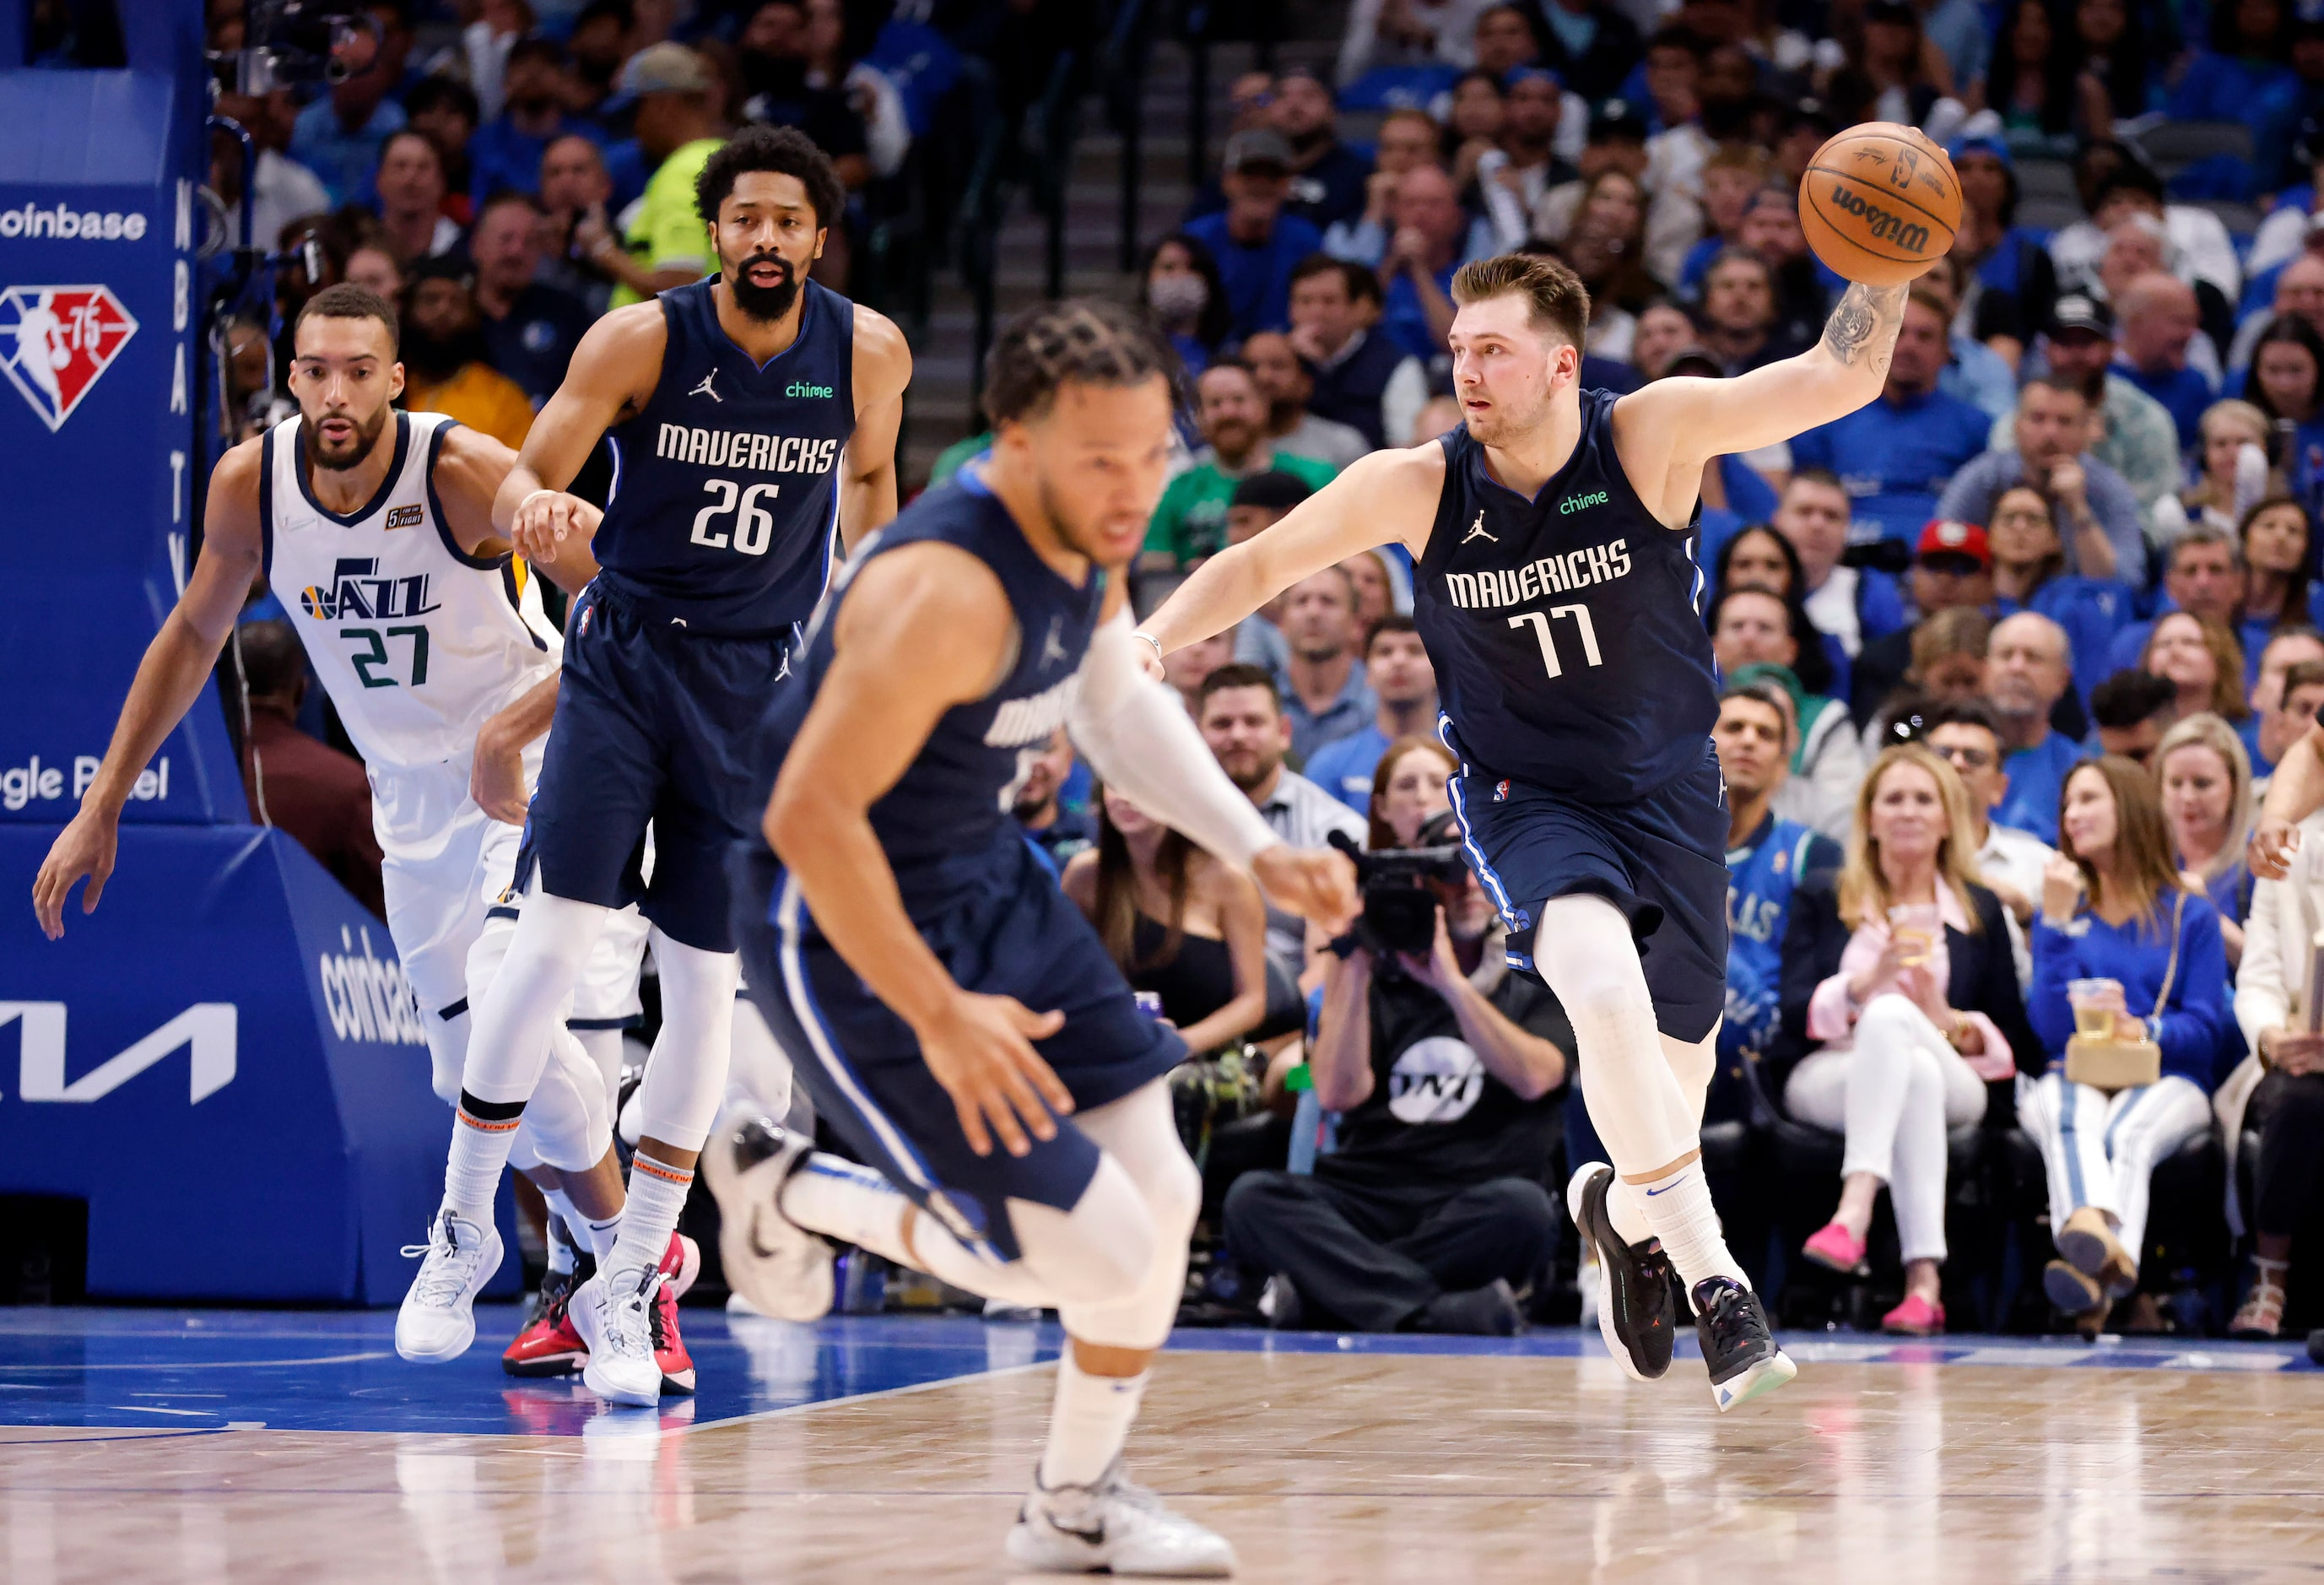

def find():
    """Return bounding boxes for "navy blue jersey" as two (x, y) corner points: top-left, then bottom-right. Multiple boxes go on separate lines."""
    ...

(595, 279), (857, 636)
(1413, 388), (1717, 803)
(758, 467), (1105, 913)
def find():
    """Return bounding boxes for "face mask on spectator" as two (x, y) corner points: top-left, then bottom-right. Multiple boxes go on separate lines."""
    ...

(1148, 274), (1208, 320)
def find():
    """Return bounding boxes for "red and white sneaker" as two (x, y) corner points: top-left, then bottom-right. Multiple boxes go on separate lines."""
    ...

(654, 1232), (700, 1396)
(502, 1267), (587, 1377)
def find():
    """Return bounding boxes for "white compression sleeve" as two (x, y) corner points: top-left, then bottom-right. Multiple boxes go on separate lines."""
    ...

(1069, 609), (1283, 870)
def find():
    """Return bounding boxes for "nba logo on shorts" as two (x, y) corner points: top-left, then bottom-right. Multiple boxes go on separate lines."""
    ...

(1494, 779), (1509, 802)
(0, 284), (138, 431)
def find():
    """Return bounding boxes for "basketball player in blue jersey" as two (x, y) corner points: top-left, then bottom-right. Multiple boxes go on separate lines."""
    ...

(709, 300), (1353, 1576)
(395, 126), (912, 1407)
(31, 285), (651, 1358)
(1138, 253), (1913, 1410)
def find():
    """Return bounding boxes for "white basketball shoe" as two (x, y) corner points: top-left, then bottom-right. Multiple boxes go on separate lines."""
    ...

(570, 1263), (666, 1408)
(701, 1111), (835, 1322)
(1004, 1459), (1237, 1577)
(394, 1209), (504, 1363)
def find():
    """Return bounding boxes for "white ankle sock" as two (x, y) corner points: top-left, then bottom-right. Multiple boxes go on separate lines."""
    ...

(445, 1097), (523, 1224)
(606, 1152), (689, 1279)
(1603, 1174), (1652, 1247)
(1038, 1354), (1147, 1489)
(582, 1210), (623, 1263)
(1634, 1162), (1748, 1306)
(542, 1190), (581, 1275)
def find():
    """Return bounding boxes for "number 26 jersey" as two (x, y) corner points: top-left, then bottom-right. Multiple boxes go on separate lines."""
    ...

(1412, 387), (1718, 803)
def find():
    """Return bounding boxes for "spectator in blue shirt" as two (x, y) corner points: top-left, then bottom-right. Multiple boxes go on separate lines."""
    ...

(1773, 469), (1907, 701)
(1987, 611), (2083, 842)
(1306, 615), (1440, 813)
(2112, 272), (2216, 455)
(1988, 481), (2132, 706)
(2022, 755), (2229, 1336)
(468, 192), (593, 408)
(402, 75), (479, 225)
(2106, 528), (2248, 677)
(1948, 133), (2059, 356)
(289, 8), (410, 207)
(1375, 164), (1471, 366)
(2240, 496), (2324, 653)
(1184, 130), (1327, 340)
(2169, 0), (2303, 188)
(1278, 565), (1378, 765)
(1788, 289), (1993, 544)
(1938, 376), (2150, 587)
(469, 37), (596, 204)
(2247, 315), (2324, 517)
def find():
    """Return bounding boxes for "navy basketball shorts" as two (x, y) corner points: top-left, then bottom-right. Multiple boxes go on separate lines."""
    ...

(523, 582), (792, 953)
(1446, 741), (1729, 1044)
(728, 838), (1185, 1262)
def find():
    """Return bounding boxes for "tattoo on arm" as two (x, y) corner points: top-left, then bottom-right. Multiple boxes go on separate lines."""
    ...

(1819, 282), (1909, 377)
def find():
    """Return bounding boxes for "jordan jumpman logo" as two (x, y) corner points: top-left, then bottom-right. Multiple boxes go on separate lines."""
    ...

(689, 369), (722, 402)
(1462, 511), (1496, 545)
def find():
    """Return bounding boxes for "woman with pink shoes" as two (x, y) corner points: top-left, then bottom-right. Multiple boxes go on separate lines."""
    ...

(1775, 744), (2038, 1335)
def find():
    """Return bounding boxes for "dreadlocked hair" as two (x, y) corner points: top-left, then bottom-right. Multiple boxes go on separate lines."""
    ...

(983, 297), (1184, 425)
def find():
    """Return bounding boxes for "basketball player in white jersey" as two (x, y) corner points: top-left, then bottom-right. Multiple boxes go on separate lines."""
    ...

(31, 284), (671, 1375)
(1137, 255), (1911, 1408)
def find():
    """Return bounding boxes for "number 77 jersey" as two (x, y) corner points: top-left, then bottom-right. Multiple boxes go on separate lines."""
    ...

(1413, 387), (1720, 804)
(262, 410), (561, 791)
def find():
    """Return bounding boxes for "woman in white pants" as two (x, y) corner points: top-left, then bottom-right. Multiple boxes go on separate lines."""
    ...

(2022, 756), (2231, 1337)
(1777, 744), (2033, 1335)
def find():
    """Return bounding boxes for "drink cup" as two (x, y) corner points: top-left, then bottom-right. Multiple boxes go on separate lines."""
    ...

(2068, 977), (2125, 1039)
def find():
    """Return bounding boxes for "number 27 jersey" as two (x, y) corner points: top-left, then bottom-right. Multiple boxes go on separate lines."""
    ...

(1412, 387), (1717, 803)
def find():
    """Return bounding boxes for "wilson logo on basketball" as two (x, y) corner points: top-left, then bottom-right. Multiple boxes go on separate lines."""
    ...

(1823, 185), (1931, 255)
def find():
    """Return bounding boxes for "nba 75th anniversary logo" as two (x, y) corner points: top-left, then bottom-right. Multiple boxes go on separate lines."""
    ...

(0, 284), (138, 431)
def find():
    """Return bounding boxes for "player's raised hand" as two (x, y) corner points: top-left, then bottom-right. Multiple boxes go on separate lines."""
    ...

(32, 806), (119, 940)
(511, 489), (601, 563)
(1251, 844), (1359, 936)
(915, 991), (1073, 1158)
(2251, 817), (2302, 880)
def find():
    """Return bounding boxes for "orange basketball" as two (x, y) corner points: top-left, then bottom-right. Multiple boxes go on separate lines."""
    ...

(1798, 122), (1962, 287)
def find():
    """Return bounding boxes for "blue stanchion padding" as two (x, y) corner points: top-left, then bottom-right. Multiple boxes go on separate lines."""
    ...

(0, 0), (245, 826)
(0, 825), (516, 1303)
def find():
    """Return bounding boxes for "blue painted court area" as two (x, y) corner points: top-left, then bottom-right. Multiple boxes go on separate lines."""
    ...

(0, 1310), (2310, 1439)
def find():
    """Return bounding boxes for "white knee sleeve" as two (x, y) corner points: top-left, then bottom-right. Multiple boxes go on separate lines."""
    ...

(726, 993), (797, 1122)
(462, 890), (608, 1106)
(1657, 1022), (1718, 1139)
(1012, 1154), (1157, 1311)
(1048, 1079), (1199, 1352)
(629, 932), (739, 1153)
(518, 1029), (615, 1173)
(1535, 894), (1692, 1174)
(425, 1009), (468, 1108)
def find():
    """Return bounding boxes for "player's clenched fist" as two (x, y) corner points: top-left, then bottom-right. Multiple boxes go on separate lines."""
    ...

(511, 489), (603, 563)
(1252, 844), (1359, 936)
(913, 990), (1073, 1158)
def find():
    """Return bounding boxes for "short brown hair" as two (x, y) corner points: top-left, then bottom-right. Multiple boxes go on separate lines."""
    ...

(1366, 735), (1459, 852)
(2281, 657), (2324, 699)
(294, 282), (398, 349)
(1196, 662), (1281, 714)
(1450, 252), (1590, 349)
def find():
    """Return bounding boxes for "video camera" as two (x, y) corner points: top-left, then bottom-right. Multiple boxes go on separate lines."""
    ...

(1327, 818), (1472, 960)
(216, 0), (382, 95)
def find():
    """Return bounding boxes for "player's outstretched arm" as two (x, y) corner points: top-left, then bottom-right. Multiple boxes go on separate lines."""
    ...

(1138, 443), (1446, 662)
(763, 544), (1074, 1158)
(839, 307), (911, 554)
(435, 426), (599, 593)
(495, 303), (667, 561)
(2253, 725), (2324, 877)
(1611, 280), (1909, 505)
(1072, 606), (1359, 933)
(33, 442), (266, 938)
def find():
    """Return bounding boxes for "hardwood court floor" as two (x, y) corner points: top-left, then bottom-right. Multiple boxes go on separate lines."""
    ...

(3, 1314), (2321, 1584)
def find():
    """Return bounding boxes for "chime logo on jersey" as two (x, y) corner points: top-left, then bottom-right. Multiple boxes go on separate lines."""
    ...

(0, 284), (138, 432)
(297, 558), (444, 622)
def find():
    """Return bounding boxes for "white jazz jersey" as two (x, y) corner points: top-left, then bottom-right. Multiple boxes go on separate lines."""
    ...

(261, 411), (561, 791)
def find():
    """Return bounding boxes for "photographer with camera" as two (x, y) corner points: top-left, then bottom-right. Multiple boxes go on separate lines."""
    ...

(1221, 757), (1570, 1336)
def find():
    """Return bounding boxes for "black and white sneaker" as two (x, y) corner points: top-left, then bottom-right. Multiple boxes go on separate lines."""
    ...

(1565, 1163), (1675, 1382)
(700, 1111), (834, 1323)
(1692, 1275), (1797, 1412)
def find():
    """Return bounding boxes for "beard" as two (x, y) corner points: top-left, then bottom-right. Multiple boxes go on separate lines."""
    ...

(1463, 387), (1551, 446)
(307, 401), (392, 470)
(728, 250), (803, 322)
(1034, 467), (1143, 567)
(403, 322), (484, 382)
